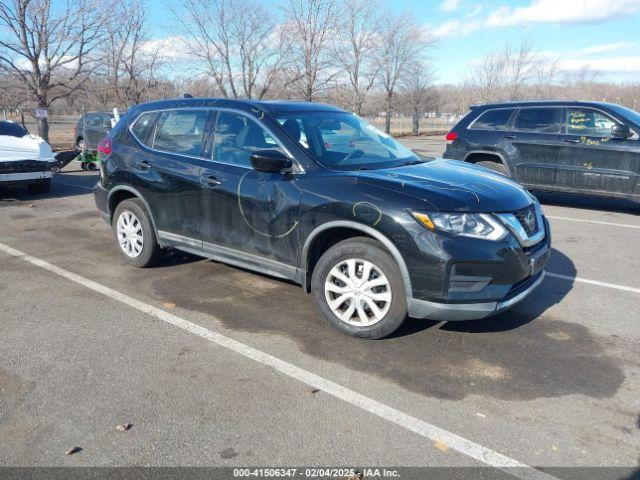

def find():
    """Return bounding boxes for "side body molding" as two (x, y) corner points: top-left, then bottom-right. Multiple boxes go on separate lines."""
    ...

(300, 220), (413, 300)
(106, 185), (162, 245)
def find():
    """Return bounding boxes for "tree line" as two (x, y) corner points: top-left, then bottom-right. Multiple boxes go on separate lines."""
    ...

(1, 0), (638, 142)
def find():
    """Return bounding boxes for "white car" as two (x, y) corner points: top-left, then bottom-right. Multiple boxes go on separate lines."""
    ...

(0, 121), (54, 193)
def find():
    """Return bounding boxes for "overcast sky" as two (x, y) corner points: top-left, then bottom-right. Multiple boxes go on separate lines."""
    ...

(147, 0), (640, 84)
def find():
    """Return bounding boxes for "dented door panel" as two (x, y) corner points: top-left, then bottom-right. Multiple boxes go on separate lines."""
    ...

(201, 162), (302, 268)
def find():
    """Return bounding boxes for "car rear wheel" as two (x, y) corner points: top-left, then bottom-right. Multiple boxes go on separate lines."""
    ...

(476, 160), (507, 176)
(112, 199), (162, 267)
(311, 237), (407, 339)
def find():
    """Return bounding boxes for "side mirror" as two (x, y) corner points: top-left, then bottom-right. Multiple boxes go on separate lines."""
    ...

(250, 150), (292, 173)
(611, 123), (633, 139)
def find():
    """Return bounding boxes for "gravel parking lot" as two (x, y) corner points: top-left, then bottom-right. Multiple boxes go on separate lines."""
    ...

(0, 138), (639, 477)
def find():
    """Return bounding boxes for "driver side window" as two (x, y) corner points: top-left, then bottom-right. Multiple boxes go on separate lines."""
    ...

(213, 111), (285, 168)
(566, 108), (617, 137)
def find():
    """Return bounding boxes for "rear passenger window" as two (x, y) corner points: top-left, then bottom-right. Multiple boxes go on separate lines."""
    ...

(153, 110), (209, 156)
(566, 108), (617, 137)
(513, 108), (561, 133)
(130, 112), (155, 143)
(471, 109), (514, 130)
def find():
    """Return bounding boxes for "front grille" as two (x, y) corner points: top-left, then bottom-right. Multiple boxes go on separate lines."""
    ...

(513, 205), (538, 236)
(0, 160), (49, 174)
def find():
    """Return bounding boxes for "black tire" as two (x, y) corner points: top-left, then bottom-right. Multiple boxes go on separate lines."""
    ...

(27, 178), (51, 194)
(52, 165), (61, 174)
(86, 162), (97, 171)
(112, 198), (162, 268)
(476, 160), (508, 176)
(311, 237), (407, 339)
(80, 162), (87, 171)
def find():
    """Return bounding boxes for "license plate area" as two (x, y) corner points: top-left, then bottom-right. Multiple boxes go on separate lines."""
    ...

(530, 248), (550, 276)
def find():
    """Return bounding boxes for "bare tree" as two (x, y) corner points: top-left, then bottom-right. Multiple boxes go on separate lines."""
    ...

(333, 0), (380, 114)
(282, 0), (337, 101)
(399, 60), (436, 135)
(173, 0), (286, 99)
(467, 38), (537, 102)
(0, 0), (106, 141)
(374, 11), (430, 133)
(100, 0), (161, 106)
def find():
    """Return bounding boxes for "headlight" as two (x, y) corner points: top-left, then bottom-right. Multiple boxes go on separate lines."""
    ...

(412, 211), (508, 240)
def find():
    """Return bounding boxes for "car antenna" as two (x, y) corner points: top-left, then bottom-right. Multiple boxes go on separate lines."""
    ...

(183, 93), (194, 99)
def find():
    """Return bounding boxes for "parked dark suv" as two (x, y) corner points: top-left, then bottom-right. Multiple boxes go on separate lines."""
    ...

(75, 112), (115, 150)
(444, 100), (640, 201)
(94, 98), (550, 338)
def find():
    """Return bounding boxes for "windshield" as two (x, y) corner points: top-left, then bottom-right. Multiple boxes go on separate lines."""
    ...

(274, 111), (421, 170)
(0, 121), (28, 138)
(607, 104), (640, 128)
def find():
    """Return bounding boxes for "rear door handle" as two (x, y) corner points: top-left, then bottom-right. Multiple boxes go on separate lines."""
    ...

(201, 175), (221, 187)
(136, 160), (151, 170)
(503, 135), (516, 139)
(564, 139), (581, 143)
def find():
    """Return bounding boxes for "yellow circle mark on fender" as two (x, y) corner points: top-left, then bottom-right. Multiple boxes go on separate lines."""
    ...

(237, 170), (299, 238)
(352, 201), (382, 227)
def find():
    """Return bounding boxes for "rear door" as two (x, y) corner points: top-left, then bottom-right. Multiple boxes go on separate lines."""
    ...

(129, 108), (213, 244)
(557, 107), (640, 195)
(508, 107), (563, 187)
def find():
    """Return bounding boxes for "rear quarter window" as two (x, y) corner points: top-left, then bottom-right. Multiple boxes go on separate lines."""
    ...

(470, 109), (515, 130)
(130, 112), (156, 145)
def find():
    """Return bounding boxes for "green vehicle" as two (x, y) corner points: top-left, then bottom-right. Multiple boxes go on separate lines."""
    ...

(77, 148), (99, 171)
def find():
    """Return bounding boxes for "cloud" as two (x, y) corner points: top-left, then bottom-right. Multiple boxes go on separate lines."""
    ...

(432, 18), (482, 38)
(486, 0), (640, 27)
(141, 36), (196, 61)
(578, 42), (638, 55)
(558, 55), (640, 74)
(439, 0), (460, 12)
(431, 0), (640, 38)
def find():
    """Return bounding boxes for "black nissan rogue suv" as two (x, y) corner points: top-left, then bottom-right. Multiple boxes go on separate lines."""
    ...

(94, 98), (551, 339)
(443, 100), (640, 202)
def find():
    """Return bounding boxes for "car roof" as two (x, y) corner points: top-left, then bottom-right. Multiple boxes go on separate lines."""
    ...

(471, 100), (622, 110)
(130, 98), (346, 115)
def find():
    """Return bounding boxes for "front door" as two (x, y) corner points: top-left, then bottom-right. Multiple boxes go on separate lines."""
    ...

(557, 107), (640, 195)
(200, 110), (302, 279)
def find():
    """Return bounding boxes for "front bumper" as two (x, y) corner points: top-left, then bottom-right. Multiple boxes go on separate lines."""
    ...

(407, 270), (546, 321)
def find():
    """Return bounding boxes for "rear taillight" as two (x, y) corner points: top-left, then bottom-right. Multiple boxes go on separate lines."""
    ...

(97, 136), (112, 156)
(445, 131), (458, 143)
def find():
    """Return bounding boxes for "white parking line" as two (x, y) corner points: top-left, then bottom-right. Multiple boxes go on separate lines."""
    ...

(0, 241), (556, 480)
(547, 272), (640, 294)
(546, 215), (640, 230)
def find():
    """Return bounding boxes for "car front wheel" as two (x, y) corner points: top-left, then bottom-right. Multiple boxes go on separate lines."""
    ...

(311, 237), (407, 339)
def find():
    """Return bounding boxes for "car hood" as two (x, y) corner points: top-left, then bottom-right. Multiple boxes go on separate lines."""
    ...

(0, 134), (55, 162)
(356, 159), (533, 213)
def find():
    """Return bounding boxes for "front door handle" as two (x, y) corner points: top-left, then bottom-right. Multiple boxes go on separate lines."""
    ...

(503, 135), (516, 139)
(564, 139), (581, 144)
(201, 175), (222, 187)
